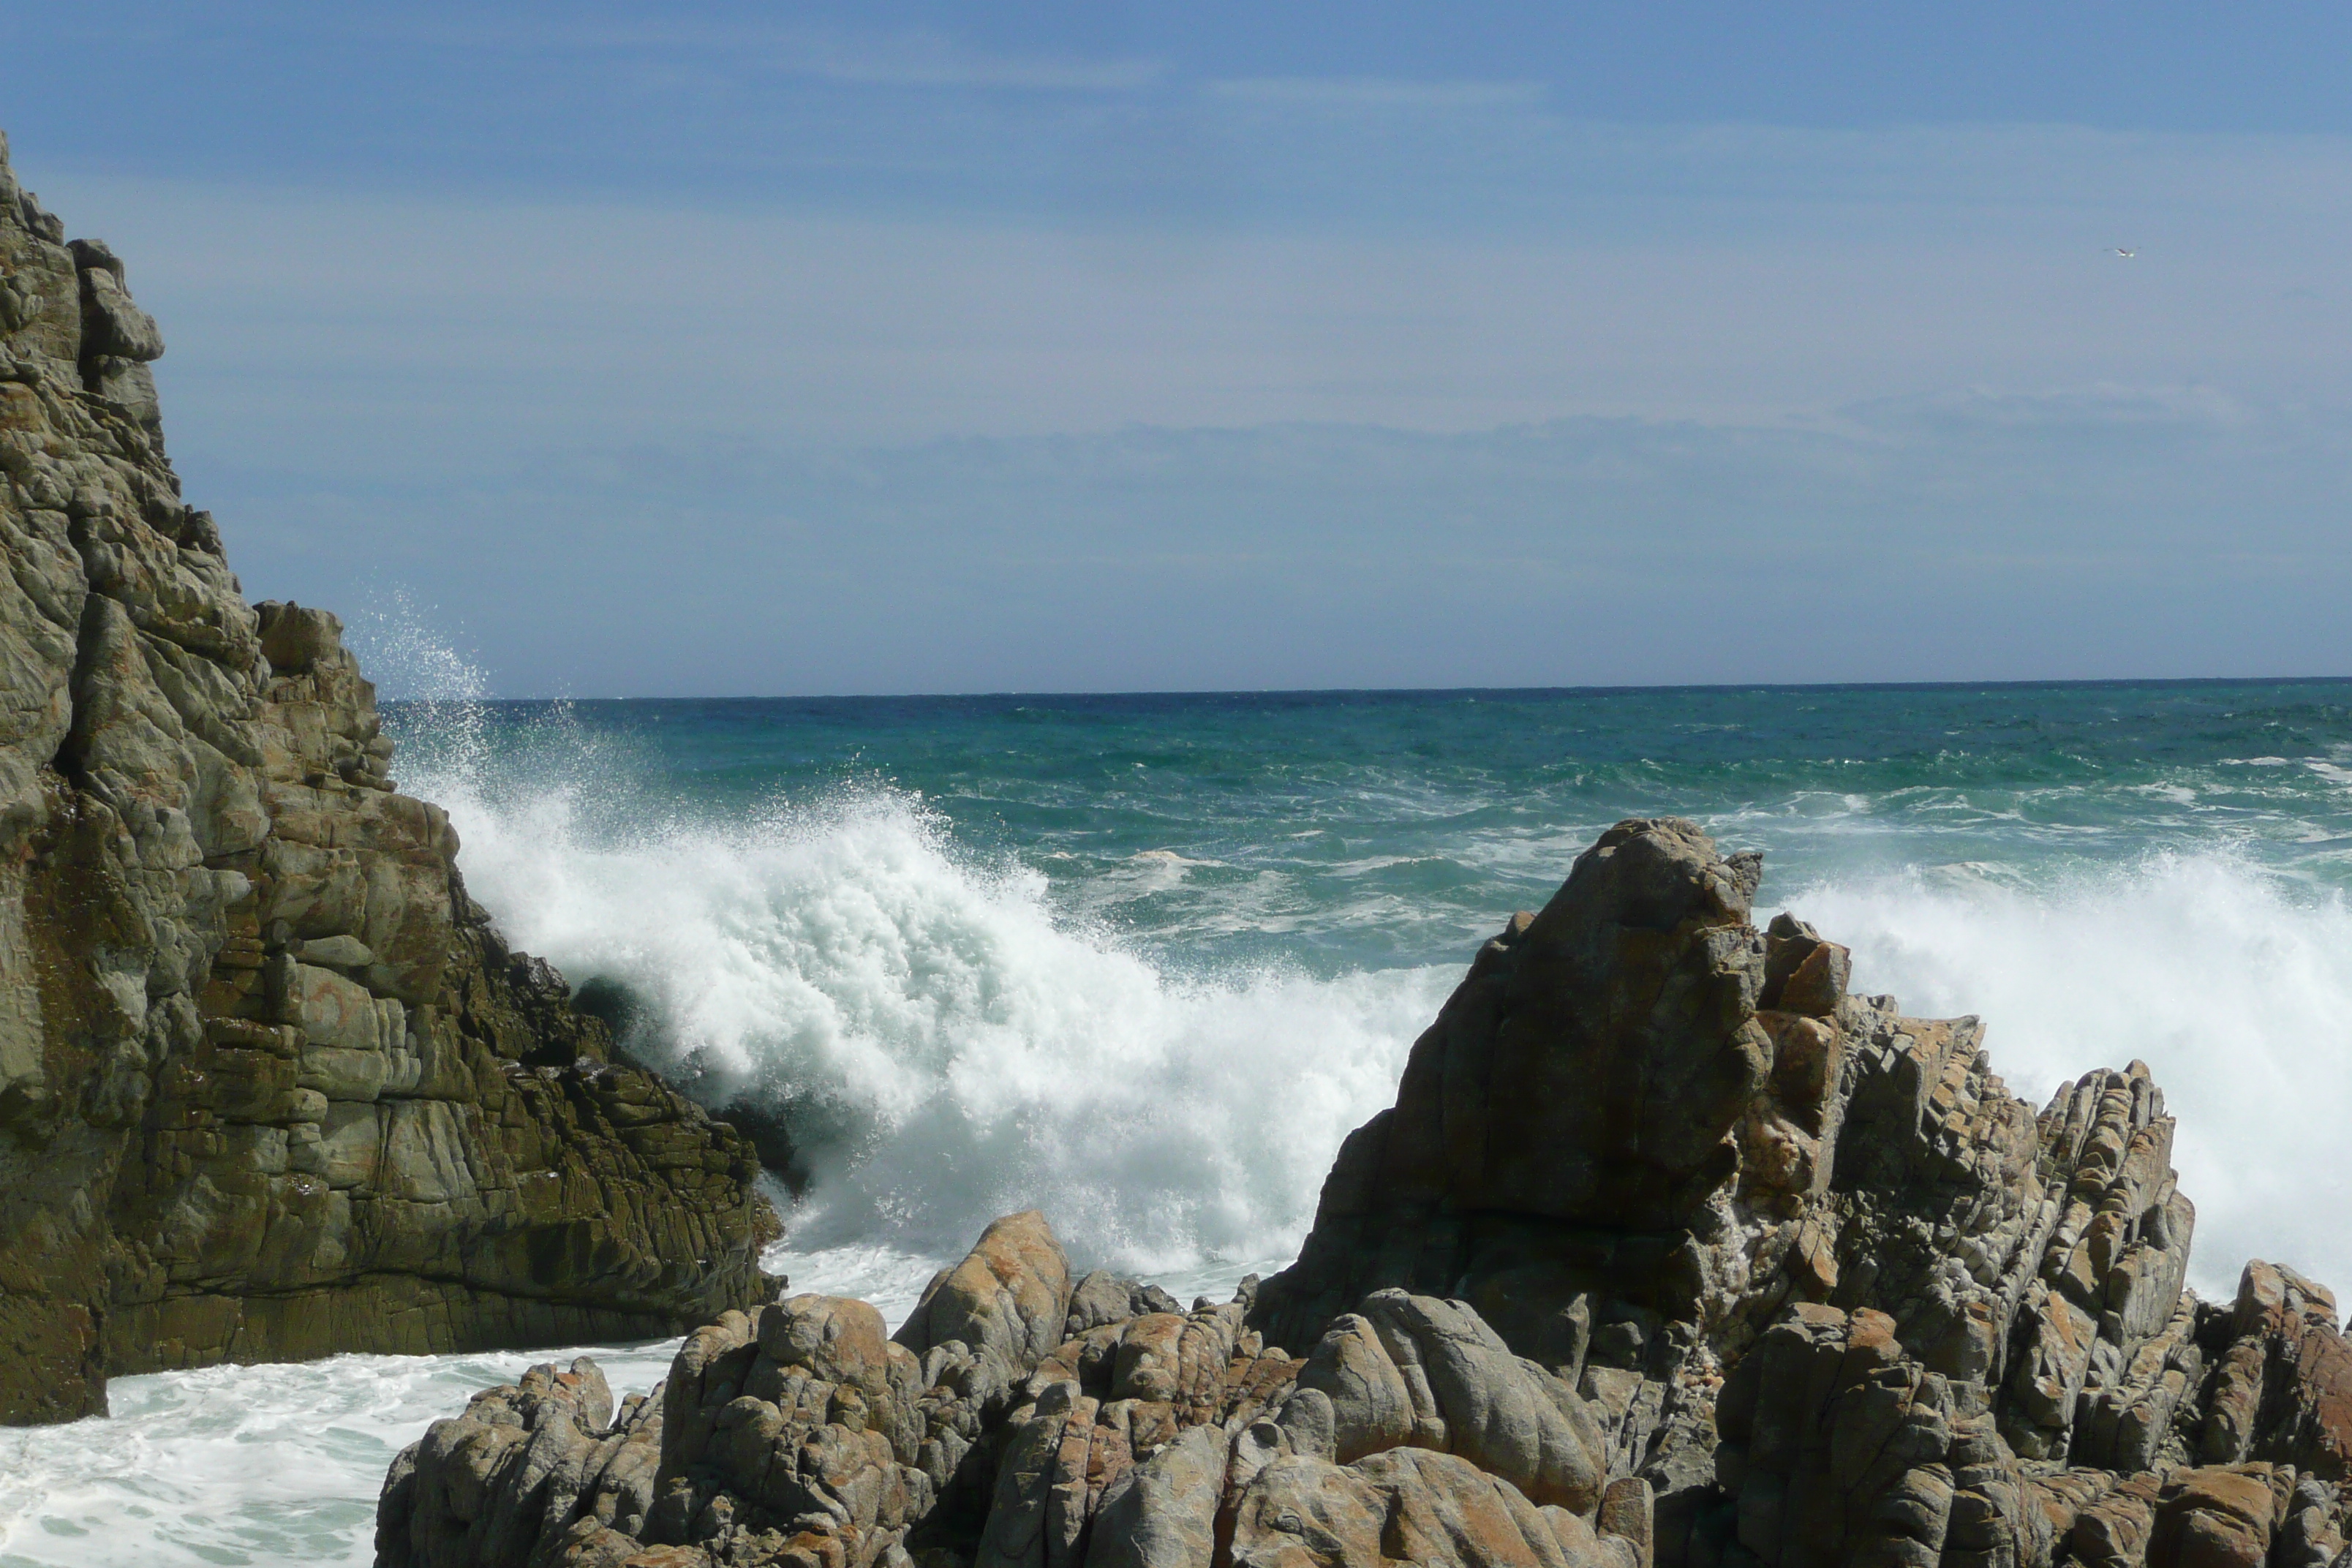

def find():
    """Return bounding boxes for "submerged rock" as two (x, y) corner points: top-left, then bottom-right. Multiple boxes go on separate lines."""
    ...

(389, 816), (2352, 1565)
(0, 129), (780, 1425)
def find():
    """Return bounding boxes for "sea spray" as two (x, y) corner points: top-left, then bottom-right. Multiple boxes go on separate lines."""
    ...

(353, 664), (2352, 1305)
(1791, 851), (2352, 1299)
(0, 1343), (681, 1568)
(402, 747), (1454, 1274)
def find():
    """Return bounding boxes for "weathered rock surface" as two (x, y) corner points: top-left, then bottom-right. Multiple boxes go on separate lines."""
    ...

(0, 129), (780, 1426)
(396, 815), (2352, 1566)
(386, 1215), (1652, 1568)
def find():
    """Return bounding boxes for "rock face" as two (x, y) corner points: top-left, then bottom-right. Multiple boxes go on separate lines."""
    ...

(0, 130), (779, 1426)
(392, 816), (2352, 1567)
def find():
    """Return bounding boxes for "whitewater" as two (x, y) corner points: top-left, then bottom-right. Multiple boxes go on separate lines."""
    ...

(8, 676), (2352, 1566)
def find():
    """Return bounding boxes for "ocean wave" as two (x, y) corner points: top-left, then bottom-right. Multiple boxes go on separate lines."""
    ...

(404, 743), (1453, 1278)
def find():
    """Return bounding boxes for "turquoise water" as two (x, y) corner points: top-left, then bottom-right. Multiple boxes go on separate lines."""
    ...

(391, 680), (2352, 971)
(12, 679), (2352, 1568)
(383, 680), (2352, 1285)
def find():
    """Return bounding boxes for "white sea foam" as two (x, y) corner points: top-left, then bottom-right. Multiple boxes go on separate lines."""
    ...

(1787, 851), (2352, 1300)
(0, 1341), (679, 1568)
(408, 751), (1452, 1278)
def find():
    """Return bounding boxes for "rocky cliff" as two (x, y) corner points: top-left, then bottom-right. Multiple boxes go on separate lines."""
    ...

(383, 819), (2352, 1568)
(0, 130), (779, 1427)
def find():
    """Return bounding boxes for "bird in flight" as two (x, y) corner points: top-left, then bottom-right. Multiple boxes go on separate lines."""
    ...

(2111, 247), (2136, 257)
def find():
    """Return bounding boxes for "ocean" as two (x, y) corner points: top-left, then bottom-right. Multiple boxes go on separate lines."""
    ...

(9, 679), (2352, 1565)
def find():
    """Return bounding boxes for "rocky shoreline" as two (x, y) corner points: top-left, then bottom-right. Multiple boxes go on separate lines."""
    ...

(9, 124), (2352, 1568)
(379, 819), (2352, 1568)
(0, 130), (779, 1425)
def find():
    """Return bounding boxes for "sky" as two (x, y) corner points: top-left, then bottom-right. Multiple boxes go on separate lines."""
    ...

(11, 1), (2352, 695)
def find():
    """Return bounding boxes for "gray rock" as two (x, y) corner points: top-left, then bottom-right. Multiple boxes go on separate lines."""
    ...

(1083, 1424), (1225, 1568)
(1299, 1290), (1609, 1513)
(374, 815), (2352, 1568)
(896, 1208), (1076, 1410)
(298, 932), (377, 970)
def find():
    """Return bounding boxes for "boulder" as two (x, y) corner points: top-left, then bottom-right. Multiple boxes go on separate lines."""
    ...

(1297, 1289), (1608, 1512)
(897, 1208), (1077, 1411)
(376, 1357), (663, 1568)
(1251, 819), (1830, 1366)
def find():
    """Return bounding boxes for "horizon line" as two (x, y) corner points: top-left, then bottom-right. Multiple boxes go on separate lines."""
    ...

(377, 673), (2352, 705)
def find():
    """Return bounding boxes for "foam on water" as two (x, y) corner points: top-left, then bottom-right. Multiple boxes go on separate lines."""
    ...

(0, 1342), (680, 1568)
(411, 752), (1453, 1275)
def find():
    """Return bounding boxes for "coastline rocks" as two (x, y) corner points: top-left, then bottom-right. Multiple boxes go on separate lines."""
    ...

(389, 815), (2352, 1566)
(1297, 1289), (1610, 1511)
(0, 129), (779, 1425)
(391, 1216), (1656, 1568)
(1249, 818), (1826, 1364)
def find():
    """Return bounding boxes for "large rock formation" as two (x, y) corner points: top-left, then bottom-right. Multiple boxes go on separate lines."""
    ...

(0, 131), (779, 1426)
(392, 818), (2352, 1567)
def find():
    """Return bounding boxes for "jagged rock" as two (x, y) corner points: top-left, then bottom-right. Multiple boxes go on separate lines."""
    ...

(377, 1357), (664, 1568)
(1251, 819), (1831, 1372)
(2190, 1261), (2352, 1482)
(382, 1219), (1083, 1568)
(1226, 1447), (1645, 1567)
(0, 129), (780, 1425)
(1082, 1424), (1225, 1568)
(1066, 1270), (1183, 1338)
(387, 820), (2352, 1568)
(898, 1209), (1077, 1415)
(1705, 1301), (2049, 1568)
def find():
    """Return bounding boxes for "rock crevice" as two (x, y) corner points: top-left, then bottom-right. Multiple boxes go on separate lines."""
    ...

(0, 130), (780, 1426)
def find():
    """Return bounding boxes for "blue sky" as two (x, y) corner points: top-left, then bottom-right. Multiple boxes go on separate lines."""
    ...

(12, 2), (2352, 693)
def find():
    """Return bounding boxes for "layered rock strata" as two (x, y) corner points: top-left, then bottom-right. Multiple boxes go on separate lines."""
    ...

(0, 131), (778, 1425)
(393, 818), (2352, 1568)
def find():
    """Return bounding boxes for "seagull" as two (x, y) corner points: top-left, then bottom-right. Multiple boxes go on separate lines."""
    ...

(2111, 247), (2136, 257)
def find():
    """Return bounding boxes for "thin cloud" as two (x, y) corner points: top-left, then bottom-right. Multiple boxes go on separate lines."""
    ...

(1207, 77), (1546, 110)
(791, 31), (1163, 92)
(92, 12), (1169, 94)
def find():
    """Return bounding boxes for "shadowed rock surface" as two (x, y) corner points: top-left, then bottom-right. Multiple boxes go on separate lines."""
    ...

(0, 130), (780, 1427)
(390, 818), (2352, 1567)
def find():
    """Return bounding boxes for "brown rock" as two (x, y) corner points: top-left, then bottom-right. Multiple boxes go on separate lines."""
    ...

(2149, 1464), (2278, 1568)
(0, 132), (780, 1426)
(897, 1209), (1076, 1410)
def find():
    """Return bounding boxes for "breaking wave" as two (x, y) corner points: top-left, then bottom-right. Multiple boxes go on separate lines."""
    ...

(402, 739), (1452, 1279)
(1787, 851), (2352, 1300)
